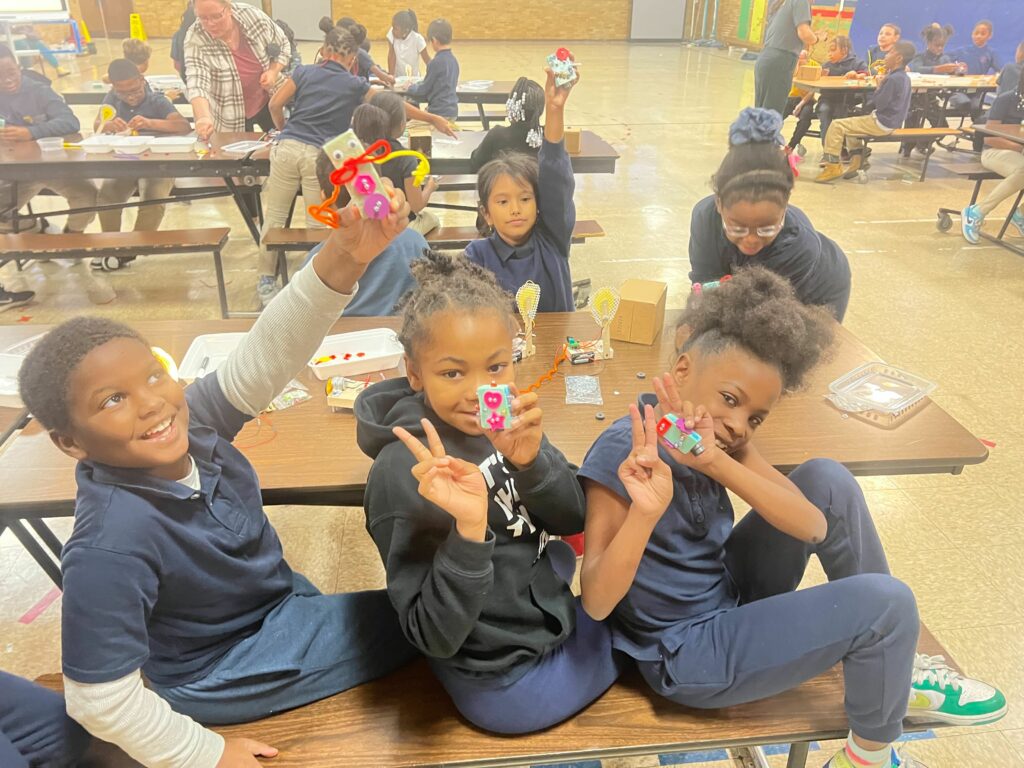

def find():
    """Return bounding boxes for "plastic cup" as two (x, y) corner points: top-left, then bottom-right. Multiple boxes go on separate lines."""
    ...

(36, 137), (64, 152)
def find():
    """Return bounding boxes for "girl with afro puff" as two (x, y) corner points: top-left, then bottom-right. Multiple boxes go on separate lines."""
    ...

(577, 267), (1006, 768)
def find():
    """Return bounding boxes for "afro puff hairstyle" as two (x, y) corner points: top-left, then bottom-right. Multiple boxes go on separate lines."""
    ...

(18, 317), (147, 434)
(677, 266), (835, 392)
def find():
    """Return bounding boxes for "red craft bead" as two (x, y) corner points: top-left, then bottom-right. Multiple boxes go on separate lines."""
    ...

(556, 47), (571, 61)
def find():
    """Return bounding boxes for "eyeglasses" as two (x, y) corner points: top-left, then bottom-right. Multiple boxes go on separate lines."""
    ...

(198, 9), (228, 23)
(722, 220), (785, 239)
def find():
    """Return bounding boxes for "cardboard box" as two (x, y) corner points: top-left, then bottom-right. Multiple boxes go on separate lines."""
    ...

(408, 124), (432, 156)
(796, 63), (822, 81)
(610, 279), (667, 346)
(564, 127), (582, 154)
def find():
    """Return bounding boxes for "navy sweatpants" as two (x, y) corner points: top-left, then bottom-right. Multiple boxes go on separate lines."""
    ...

(639, 459), (919, 744)
(0, 671), (91, 768)
(429, 541), (623, 734)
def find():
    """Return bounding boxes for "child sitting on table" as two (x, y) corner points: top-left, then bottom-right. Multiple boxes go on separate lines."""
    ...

(92, 59), (190, 271)
(16, 183), (418, 768)
(355, 250), (621, 734)
(578, 267), (1007, 768)
(387, 9), (430, 78)
(0, 44), (97, 235)
(404, 19), (460, 121)
(466, 64), (577, 312)
(354, 95), (440, 235)
(787, 36), (866, 153)
(961, 66), (1024, 245)
(469, 76), (545, 171)
(817, 41), (916, 183)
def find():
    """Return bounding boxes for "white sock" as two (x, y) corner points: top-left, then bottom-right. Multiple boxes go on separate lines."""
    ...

(844, 731), (893, 768)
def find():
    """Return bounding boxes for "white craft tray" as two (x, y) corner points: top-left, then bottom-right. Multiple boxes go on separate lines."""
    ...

(179, 333), (246, 382)
(308, 329), (404, 381)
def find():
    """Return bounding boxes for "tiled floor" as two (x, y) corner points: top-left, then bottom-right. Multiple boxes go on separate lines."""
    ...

(2, 38), (1024, 767)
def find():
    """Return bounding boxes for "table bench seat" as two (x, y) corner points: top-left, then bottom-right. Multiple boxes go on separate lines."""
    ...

(37, 626), (954, 768)
(0, 229), (233, 317)
(847, 128), (963, 181)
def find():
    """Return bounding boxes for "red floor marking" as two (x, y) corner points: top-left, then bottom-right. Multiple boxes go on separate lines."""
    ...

(18, 587), (61, 625)
(17, 315), (32, 323)
(979, 439), (997, 448)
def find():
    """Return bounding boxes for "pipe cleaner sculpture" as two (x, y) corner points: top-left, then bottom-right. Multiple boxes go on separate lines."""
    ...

(515, 280), (541, 359)
(309, 130), (431, 228)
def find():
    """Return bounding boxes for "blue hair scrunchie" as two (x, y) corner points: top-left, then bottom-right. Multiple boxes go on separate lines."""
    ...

(729, 107), (785, 148)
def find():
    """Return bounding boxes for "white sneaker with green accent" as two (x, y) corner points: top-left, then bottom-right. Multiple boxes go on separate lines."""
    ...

(907, 653), (1007, 725)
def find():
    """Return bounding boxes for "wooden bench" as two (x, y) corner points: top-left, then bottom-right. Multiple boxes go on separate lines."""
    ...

(847, 128), (962, 181)
(0, 229), (234, 318)
(38, 626), (955, 768)
(263, 220), (605, 284)
(935, 162), (1005, 232)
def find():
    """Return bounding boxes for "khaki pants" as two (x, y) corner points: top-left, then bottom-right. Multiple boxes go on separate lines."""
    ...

(98, 178), (175, 232)
(0, 179), (97, 232)
(978, 148), (1024, 218)
(258, 139), (326, 277)
(409, 209), (439, 236)
(822, 114), (893, 164)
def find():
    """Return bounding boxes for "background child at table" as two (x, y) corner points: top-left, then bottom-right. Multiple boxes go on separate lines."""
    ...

(953, 20), (1002, 76)
(0, 671), (91, 768)
(787, 37), (865, 153)
(388, 9), (430, 77)
(0, 44), (97, 235)
(469, 76), (545, 172)
(123, 38), (152, 74)
(355, 250), (621, 734)
(577, 267), (1007, 768)
(354, 96), (440, 236)
(92, 59), (190, 272)
(907, 25), (961, 151)
(257, 25), (452, 306)
(817, 41), (915, 183)
(691, 109), (851, 320)
(404, 19), (459, 121)
(996, 41), (1023, 96)
(324, 17), (395, 86)
(16, 184), (418, 768)
(961, 67), (1024, 245)
(466, 65), (577, 312)
(866, 22), (900, 72)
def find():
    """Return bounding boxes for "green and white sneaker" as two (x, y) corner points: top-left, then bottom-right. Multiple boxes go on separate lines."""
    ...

(821, 745), (928, 768)
(907, 653), (1008, 725)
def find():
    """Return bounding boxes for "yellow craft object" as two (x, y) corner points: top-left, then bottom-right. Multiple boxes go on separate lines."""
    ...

(98, 104), (116, 123)
(588, 287), (620, 326)
(374, 149), (431, 186)
(151, 346), (179, 381)
(515, 280), (541, 321)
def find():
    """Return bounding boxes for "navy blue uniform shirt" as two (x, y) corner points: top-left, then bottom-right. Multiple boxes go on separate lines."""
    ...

(908, 50), (954, 75)
(465, 138), (576, 312)
(0, 70), (79, 139)
(986, 90), (1024, 126)
(102, 88), (180, 123)
(406, 48), (459, 118)
(60, 374), (294, 687)
(953, 44), (1001, 75)
(688, 195), (851, 321)
(279, 61), (369, 147)
(578, 415), (737, 662)
(873, 66), (912, 130)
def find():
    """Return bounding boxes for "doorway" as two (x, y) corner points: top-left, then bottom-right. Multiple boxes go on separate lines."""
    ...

(79, 0), (135, 38)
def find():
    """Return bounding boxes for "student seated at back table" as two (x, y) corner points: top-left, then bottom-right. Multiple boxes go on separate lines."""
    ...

(16, 187), (418, 768)
(866, 22), (901, 73)
(403, 18), (459, 121)
(577, 268), (1007, 768)
(817, 41), (915, 183)
(0, 44), (97, 235)
(961, 67), (1024, 245)
(948, 20), (1003, 118)
(93, 58), (190, 272)
(691, 109), (851, 321)
(466, 64), (578, 312)
(787, 36), (866, 153)
(299, 150), (426, 317)
(996, 41), (1023, 96)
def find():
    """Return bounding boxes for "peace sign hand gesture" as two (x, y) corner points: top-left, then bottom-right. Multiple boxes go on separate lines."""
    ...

(393, 419), (489, 541)
(618, 404), (674, 522)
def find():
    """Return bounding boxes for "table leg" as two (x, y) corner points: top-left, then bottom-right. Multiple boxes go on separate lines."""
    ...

(223, 177), (262, 244)
(6, 519), (62, 587)
(995, 190), (1024, 240)
(477, 100), (488, 129)
(786, 741), (810, 768)
(27, 518), (64, 558)
(212, 247), (229, 319)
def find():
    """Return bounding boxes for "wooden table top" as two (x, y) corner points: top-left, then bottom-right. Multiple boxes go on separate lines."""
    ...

(976, 123), (1024, 145)
(0, 129), (618, 181)
(793, 75), (997, 93)
(0, 312), (985, 517)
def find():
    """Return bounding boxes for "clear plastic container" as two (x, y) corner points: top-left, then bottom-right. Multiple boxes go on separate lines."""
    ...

(36, 137), (63, 152)
(178, 333), (246, 381)
(827, 362), (936, 428)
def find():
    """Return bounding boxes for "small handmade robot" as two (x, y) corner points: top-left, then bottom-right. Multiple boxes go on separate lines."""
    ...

(656, 414), (705, 456)
(478, 384), (514, 431)
(546, 47), (578, 88)
(692, 275), (732, 295)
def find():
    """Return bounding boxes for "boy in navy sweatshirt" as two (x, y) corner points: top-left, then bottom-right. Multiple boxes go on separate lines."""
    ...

(816, 41), (915, 183)
(0, 43), (97, 234)
(404, 18), (459, 120)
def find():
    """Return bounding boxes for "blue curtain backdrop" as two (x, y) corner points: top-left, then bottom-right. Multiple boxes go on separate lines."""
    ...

(849, 0), (1021, 67)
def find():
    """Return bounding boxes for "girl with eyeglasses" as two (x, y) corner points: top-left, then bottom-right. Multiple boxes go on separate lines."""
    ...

(688, 108), (852, 322)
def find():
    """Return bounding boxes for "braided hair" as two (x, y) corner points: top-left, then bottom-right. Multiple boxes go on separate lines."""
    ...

(713, 108), (794, 209)
(678, 267), (834, 392)
(397, 252), (519, 359)
(322, 24), (357, 59)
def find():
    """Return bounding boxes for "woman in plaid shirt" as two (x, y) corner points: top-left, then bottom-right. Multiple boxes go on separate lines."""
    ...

(185, 0), (292, 139)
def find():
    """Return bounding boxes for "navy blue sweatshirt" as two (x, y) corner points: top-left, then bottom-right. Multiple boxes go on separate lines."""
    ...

(689, 195), (851, 321)
(406, 48), (459, 118)
(908, 50), (954, 75)
(465, 139), (576, 313)
(0, 71), (79, 139)
(356, 377), (585, 681)
(872, 66), (912, 130)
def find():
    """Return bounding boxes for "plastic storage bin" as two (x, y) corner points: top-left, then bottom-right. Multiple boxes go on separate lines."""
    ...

(308, 329), (404, 381)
